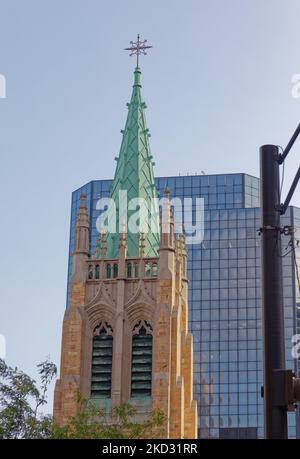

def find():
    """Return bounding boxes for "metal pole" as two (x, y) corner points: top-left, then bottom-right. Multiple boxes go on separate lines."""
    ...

(279, 166), (300, 215)
(260, 144), (287, 439)
(279, 123), (300, 163)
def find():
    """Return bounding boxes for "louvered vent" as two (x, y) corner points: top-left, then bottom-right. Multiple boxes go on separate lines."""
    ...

(131, 321), (153, 398)
(91, 322), (113, 398)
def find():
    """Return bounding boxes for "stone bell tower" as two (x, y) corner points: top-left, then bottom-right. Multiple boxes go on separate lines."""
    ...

(53, 59), (197, 438)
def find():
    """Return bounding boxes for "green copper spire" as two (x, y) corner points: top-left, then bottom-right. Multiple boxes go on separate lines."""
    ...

(105, 66), (160, 259)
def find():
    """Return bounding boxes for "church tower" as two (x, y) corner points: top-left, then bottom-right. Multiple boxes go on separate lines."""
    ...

(53, 39), (197, 438)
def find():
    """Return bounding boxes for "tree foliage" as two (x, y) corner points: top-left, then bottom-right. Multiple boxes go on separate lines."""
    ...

(52, 395), (165, 439)
(0, 358), (57, 439)
(0, 358), (165, 439)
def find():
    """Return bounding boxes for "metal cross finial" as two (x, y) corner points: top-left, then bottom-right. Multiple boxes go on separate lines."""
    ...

(125, 34), (152, 67)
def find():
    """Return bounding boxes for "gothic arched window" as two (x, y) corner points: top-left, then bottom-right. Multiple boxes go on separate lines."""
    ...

(106, 264), (111, 279)
(88, 264), (93, 280)
(152, 262), (158, 277)
(113, 263), (118, 278)
(133, 262), (139, 278)
(145, 262), (151, 277)
(131, 321), (153, 398)
(127, 262), (132, 278)
(95, 264), (100, 279)
(91, 322), (113, 399)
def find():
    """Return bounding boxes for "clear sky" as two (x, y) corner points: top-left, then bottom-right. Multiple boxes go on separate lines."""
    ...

(0, 0), (300, 413)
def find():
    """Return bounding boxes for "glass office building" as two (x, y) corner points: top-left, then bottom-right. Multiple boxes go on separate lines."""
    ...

(66, 173), (300, 439)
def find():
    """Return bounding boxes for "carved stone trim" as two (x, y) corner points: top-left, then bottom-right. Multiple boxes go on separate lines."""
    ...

(125, 280), (156, 309)
(132, 319), (153, 336)
(84, 281), (115, 309)
(86, 303), (115, 331)
(93, 321), (113, 337)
